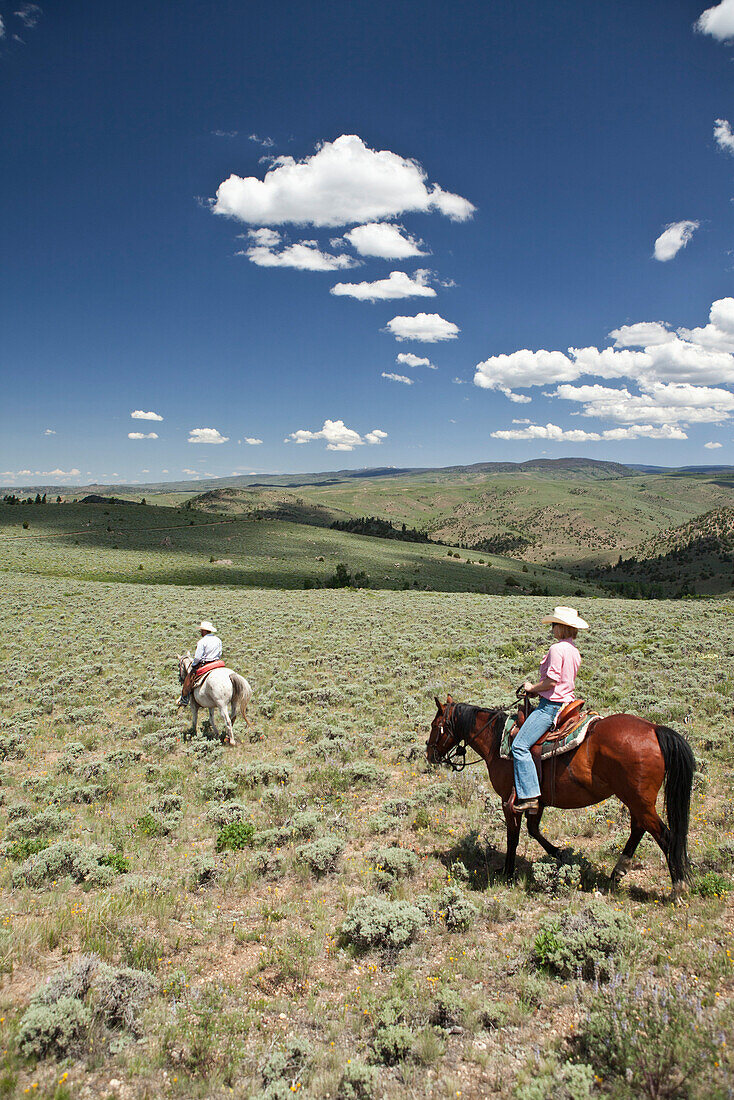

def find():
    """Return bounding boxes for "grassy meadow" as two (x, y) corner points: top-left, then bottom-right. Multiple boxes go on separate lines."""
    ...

(0, 502), (601, 596)
(1, 566), (733, 1099)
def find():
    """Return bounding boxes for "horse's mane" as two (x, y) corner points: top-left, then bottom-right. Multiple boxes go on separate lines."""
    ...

(452, 702), (506, 749)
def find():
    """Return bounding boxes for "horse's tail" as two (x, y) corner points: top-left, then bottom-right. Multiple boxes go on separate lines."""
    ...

(654, 725), (695, 882)
(230, 672), (252, 720)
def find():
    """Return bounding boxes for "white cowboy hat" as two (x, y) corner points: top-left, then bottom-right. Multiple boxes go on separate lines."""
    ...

(541, 606), (589, 630)
(199, 621), (217, 634)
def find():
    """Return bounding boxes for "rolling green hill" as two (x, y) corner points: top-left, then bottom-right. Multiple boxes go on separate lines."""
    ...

(585, 507), (734, 597)
(0, 500), (602, 596)
(185, 465), (734, 569)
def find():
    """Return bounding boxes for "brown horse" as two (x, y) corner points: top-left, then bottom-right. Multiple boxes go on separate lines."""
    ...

(426, 695), (695, 897)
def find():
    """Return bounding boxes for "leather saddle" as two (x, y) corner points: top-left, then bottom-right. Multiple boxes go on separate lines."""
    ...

(505, 698), (589, 816)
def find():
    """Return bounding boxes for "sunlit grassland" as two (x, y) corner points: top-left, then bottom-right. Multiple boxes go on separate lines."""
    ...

(0, 502), (602, 595)
(1, 570), (733, 1097)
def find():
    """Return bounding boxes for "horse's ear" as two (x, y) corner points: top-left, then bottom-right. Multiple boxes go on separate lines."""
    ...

(434, 696), (443, 712)
(446, 693), (454, 704)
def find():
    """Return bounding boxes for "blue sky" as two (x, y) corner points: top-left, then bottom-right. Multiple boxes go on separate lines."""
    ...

(2, 0), (734, 485)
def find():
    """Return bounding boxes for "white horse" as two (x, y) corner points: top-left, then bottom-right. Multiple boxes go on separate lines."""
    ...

(177, 654), (252, 746)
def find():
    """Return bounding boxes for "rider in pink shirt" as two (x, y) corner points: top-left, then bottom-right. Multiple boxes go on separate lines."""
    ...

(538, 639), (581, 704)
(511, 606), (589, 813)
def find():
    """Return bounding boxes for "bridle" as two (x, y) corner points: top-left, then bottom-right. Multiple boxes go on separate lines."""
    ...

(432, 701), (509, 772)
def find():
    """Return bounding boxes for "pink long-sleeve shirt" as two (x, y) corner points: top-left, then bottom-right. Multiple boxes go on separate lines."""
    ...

(538, 639), (580, 703)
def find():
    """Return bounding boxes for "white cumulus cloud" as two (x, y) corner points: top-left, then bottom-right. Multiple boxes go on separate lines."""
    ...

(213, 134), (475, 228)
(131, 410), (164, 421)
(128, 432), (159, 439)
(490, 422), (686, 442)
(343, 222), (427, 259)
(241, 232), (358, 271)
(653, 220), (700, 262)
(244, 437), (263, 445)
(396, 352), (435, 369)
(43, 428), (56, 435)
(714, 118), (734, 153)
(381, 372), (414, 384)
(695, 0), (734, 40)
(188, 428), (229, 444)
(475, 298), (734, 441)
(609, 322), (675, 347)
(286, 419), (387, 451)
(704, 441), (723, 448)
(385, 312), (459, 342)
(331, 269), (435, 301)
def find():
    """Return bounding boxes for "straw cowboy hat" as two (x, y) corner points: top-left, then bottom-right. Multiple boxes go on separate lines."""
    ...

(541, 606), (589, 630)
(199, 621), (217, 634)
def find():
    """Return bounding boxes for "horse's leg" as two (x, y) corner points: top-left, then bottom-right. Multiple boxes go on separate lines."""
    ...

(220, 703), (235, 747)
(503, 806), (522, 877)
(526, 808), (563, 860)
(190, 700), (198, 739)
(621, 795), (683, 898)
(208, 707), (221, 740)
(610, 822), (646, 887)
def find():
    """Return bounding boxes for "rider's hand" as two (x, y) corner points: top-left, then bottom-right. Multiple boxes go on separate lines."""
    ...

(522, 680), (535, 695)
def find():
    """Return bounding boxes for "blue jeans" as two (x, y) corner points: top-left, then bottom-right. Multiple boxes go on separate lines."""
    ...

(511, 698), (562, 800)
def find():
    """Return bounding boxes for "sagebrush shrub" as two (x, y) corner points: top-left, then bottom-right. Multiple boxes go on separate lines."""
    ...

(296, 836), (342, 876)
(513, 1056), (594, 1100)
(17, 996), (91, 1059)
(530, 854), (600, 895)
(532, 899), (633, 980)
(340, 897), (426, 952)
(368, 846), (419, 890)
(336, 1061), (379, 1100)
(261, 1035), (312, 1085)
(417, 885), (478, 931)
(370, 1022), (414, 1065)
(12, 841), (117, 888)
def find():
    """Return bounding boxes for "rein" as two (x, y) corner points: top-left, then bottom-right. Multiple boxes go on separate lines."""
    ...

(438, 703), (509, 772)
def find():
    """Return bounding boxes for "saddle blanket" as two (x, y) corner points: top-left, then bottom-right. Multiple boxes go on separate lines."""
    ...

(499, 712), (600, 761)
(195, 660), (226, 680)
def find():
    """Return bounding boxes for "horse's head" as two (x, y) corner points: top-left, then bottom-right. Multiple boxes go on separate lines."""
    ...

(177, 653), (192, 684)
(426, 694), (459, 765)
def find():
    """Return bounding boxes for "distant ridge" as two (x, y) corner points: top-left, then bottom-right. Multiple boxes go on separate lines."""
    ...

(3, 456), (636, 495)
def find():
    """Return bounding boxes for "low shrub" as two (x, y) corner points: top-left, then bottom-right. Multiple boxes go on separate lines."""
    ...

(12, 841), (118, 888)
(296, 836), (342, 876)
(691, 870), (731, 897)
(532, 898), (633, 980)
(340, 896), (426, 952)
(239, 762), (290, 788)
(370, 1022), (414, 1065)
(4, 808), (70, 839)
(417, 885), (478, 931)
(17, 996), (91, 1059)
(216, 820), (256, 852)
(261, 1035), (312, 1087)
(513, 1055), (594, 1100)
(4, 837), (50, 862)
(336, 1061), (379, 1100)
(189, 854), (221, 886)
(368, 846), (419, 890)
(530, 853), (600, 895)
(576, 970), (725, 1099)
(17, 956), (156, 1060)
(429, 987), (465, 1029)
(204, 800), (250, 827)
